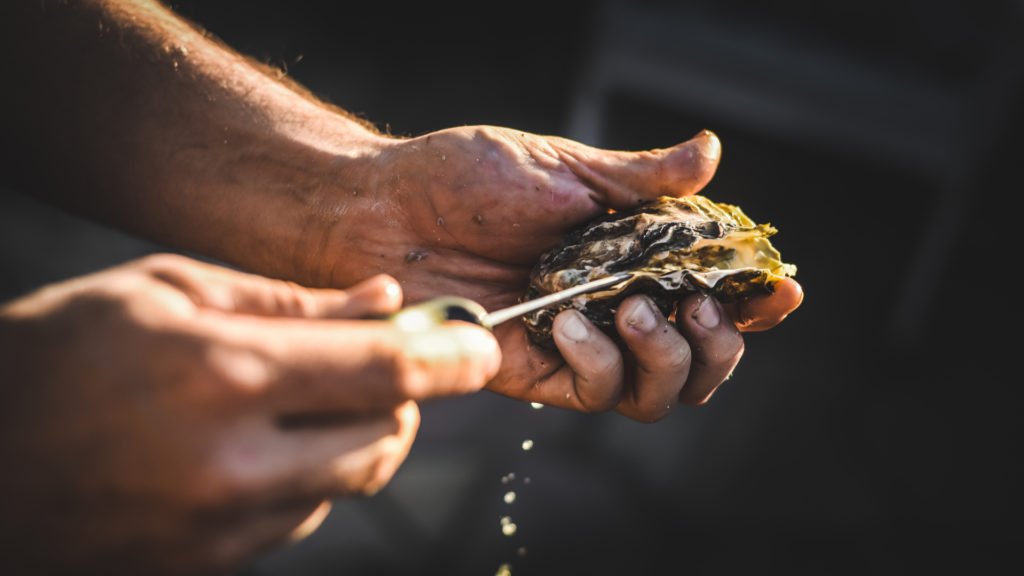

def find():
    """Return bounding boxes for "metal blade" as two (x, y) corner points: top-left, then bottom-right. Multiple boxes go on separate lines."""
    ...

(481, 272), (633, 329)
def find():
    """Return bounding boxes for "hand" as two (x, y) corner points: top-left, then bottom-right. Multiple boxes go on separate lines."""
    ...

(312, 127), (802, 420)
(0, 254), (500, 575)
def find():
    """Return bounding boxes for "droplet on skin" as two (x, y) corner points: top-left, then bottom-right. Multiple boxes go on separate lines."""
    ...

(436, 216), (445, 226)
(473, 213), (484, 225)
(530, 402), (544, 410)
(504, 491), (516, 504)
(441, 154), (447, 161)
(521, 440), (534, 451)
(405, 250), (429, 263)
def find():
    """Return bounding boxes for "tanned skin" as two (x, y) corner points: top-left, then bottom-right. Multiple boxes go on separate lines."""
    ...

(0, 1), (801, 573)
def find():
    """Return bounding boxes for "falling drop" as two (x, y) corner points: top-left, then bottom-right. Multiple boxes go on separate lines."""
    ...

(523, 477), (531, 485)
(517, 547), (528, 557)
(530, 402), (544, 410)
(521, 440), (534, 451)
(495, 563), (512, 576)
(504, 491), (516, 504)
(502, 522), (518, 537)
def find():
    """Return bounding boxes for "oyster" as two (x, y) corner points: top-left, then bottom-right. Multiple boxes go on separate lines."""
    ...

(524, 195), (796, 348)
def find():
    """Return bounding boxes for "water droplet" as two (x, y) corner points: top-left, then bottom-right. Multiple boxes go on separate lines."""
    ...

(472, 213), (484, 225)
(517, 547), (528, 557)
(523, 477), (531, 484)
(502, 522), (518, 536)
(504, 491), (516, 504)
(495, 563), (512, 576)
(441, 154), (447, 161)
(436, 216), (445, 226)
(530, 402), (544, 410)
(521, 440), (534, 451)
(565, 392), (571, 400)
(405, 250), (429, 263)
(500, 515), (512, 526)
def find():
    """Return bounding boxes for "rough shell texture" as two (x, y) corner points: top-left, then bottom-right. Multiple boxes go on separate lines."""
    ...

(524, 195), (796, 348)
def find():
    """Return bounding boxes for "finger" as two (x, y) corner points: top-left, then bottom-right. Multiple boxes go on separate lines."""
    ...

(537, 310), (624, 411)
(272, 401), (419, 499)
(207, 317), (501, 412)
(613, 295), (693, 422)
(142, 254), (403, 319)
(206, 502), (325, 569)
(727, 278), (804, 332)
(548, 130), (721, 209)
(675, 294), (745, 405)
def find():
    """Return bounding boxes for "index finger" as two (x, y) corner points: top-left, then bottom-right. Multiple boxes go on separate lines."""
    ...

(200, 316), (502, 413)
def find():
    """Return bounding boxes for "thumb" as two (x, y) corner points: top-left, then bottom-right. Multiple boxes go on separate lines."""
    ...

(142, 255), (403, 319)
(548, 130), (721, 210)
(222, 272), (403, 319)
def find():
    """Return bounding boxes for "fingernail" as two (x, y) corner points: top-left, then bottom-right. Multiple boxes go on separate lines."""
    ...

(558, 311), (590, 342)
(625, 297), (658, 333)
(693, 296), (721, 329)
(382, 279), (403, 303)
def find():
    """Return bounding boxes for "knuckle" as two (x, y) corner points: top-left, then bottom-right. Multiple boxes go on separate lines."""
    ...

(274, 280), (319, 317)
(136, 252), (191, 274)
(658, 340), (693, 372)
(707, 332), (744, 366)
(379, 346), (424, 401)
(575, 361), (623, 412)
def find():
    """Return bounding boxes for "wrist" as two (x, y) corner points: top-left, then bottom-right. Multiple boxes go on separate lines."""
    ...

(182, 108), (394, 286)
(276, 116), (398, 287)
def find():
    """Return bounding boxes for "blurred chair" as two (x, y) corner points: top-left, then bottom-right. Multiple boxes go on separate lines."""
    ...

(567, 0), (1024, 345)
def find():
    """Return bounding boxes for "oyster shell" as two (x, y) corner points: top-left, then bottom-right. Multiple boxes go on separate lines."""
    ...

(524, 195), (796, 348)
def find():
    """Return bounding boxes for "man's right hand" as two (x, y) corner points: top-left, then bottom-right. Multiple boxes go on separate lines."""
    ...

(0, 254), (500, 575)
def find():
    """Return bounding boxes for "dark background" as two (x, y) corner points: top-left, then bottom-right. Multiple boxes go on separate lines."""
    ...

(2, 1), (1022, 574)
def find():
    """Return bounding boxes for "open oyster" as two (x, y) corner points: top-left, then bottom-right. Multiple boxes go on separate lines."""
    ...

(524, 195), (796, 348)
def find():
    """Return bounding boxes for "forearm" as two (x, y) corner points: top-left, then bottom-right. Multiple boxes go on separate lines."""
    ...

(1, 0), (387, 282)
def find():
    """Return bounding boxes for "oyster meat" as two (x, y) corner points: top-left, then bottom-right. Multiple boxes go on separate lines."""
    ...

(524, 195), (796, 348)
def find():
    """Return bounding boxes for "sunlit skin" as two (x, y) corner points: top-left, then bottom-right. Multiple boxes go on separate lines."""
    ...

(0, 258), (500, 574)
(341, 126), (803, 417)
(2, 0), (803, 573)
